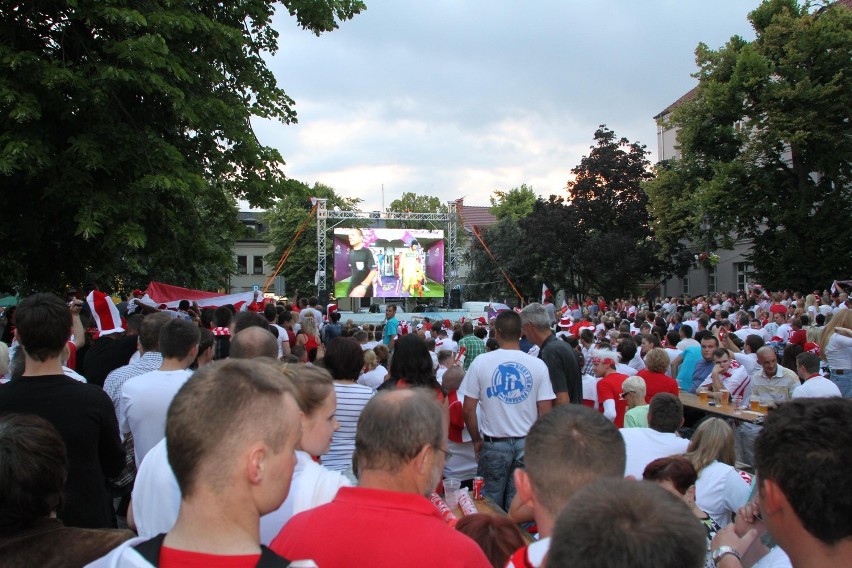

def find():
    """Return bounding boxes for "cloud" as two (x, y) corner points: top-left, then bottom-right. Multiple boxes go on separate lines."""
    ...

(250, 0), (756, 210)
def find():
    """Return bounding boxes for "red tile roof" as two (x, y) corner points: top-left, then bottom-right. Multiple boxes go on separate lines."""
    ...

(459, 205), (497, 233)
(654, 86), (698, 120)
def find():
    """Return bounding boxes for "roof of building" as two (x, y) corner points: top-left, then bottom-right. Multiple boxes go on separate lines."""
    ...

(459, 205), (497, 233)
(654, 86), (698, 120)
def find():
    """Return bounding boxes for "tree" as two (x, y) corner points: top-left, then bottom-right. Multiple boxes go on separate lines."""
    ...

(645, 0), (852, 291)
(384, 192), (445, 230)
(565, 126), (661, 299)
(463, 217), (532, 302)
(0, 0), (365, 293)
(489, 184), (537, 220)
(262, 180), (361, 296)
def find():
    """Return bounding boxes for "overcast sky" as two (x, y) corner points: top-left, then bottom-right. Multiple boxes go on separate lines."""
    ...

(251, 0), (758, 211)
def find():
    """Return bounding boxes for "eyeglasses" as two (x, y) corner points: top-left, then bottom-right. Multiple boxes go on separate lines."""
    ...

(433, 446), (449, 458)
(619, 391), (634, 399)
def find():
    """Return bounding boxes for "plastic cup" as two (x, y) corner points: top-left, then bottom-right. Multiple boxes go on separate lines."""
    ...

(750, 396), (760, 411)
(719, 389), (730, 405)
(732, 395), (743, 414)
(698, 388), (709, 402)
(443, 478), (461, 509)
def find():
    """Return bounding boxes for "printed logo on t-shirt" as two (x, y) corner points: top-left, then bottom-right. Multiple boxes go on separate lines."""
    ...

(486, 362), (533, 404)
(356, 262), (365, 270)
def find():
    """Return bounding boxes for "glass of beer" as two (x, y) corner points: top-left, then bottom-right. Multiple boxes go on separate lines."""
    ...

(749, 395), (760, 412)
(698, 388), (709, 402)
(732, 395), (743, 414)
(719, 389), (730, 405)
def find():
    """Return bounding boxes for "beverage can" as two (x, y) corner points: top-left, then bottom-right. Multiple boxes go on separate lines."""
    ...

(473, 476), (485, 500)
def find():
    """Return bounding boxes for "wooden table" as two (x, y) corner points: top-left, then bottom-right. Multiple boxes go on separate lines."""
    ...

(679, 391), (765, 424)
(451, 496), (535, 543)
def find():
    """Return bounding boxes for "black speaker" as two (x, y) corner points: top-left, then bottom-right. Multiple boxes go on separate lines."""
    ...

(318, 289), (329, 306)
(450, 288), (461, 309)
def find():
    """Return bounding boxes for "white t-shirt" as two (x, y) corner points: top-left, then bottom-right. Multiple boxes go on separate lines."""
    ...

(459, 348), (555, 438)
(435, 337), (458, 353)
(582, 373), (599, 407)
(825, 333), (852, 370)
(132, 441), (349, 545)
(677, 338), (700, 350)
(628, 350), (646, 372)
(322, 382), (374, 472)
(753, 545), (793, 568)
(733, 352), (760, 378)
(695, 461), (752, 527)
(619, 428), (689, 479)
(793, 376), (842, 398)
(120, 369), (193, 465)
(700, 361), (751, 400)
(505, 537), (551, 568)
(358, 365), (388, 389)
(772, 324), (792, 342)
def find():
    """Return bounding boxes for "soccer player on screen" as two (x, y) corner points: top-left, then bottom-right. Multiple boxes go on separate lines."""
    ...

(347, 228), (378, 298)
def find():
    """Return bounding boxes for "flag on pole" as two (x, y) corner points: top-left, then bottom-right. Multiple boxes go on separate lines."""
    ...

(542, 284), (552, 303)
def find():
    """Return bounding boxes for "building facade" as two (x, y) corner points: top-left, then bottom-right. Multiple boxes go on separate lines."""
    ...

(654, 90), (753, 297)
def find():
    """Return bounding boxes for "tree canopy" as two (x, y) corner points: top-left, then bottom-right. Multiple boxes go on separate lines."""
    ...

(645, 0), (852, 291)
(466, 126), (661, 301)
(0, 0), (365, 293)
(262, 180), (361, 296)
(384, 192), (445, 230)
(489, 184), (537, 220)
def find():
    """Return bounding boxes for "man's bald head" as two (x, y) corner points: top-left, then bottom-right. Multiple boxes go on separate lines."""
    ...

(230, 327), (278, 360)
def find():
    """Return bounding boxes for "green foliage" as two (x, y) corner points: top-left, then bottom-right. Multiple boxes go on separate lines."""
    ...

(463, 217), (533, 301)
(0, 0), (364, 293)
(466, 127), (660, 301)
(384, 192), (445, 230)
(489, 184), (537, 220)
(646, 0), (852, 291)
(262, 180), (361, 295)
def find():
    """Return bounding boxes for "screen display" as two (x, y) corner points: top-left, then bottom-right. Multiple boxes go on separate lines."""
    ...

(333, 228), (445, 299)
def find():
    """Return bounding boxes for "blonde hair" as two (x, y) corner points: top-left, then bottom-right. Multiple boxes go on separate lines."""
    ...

(643, 348), (670, 374)
(622, 375), (646, 399)
(806, 326), (822, 344)
(363, 349), (378, 370)
(818, 309), (852, 360)
(300, 316), (319, 339)
(685, 418), (737, 472)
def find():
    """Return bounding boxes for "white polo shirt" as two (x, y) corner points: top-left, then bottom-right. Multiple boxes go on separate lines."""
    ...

(120, 369), (193, 465)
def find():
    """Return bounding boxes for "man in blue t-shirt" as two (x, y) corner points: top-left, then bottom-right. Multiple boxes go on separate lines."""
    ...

(672, 331), (718, 392)
(383, 304), (399, 349)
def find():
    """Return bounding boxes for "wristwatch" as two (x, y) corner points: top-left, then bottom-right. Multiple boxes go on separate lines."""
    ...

(712, 546), (741, 565)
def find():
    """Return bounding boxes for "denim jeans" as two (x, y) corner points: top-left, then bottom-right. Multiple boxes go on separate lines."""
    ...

(830, 369), (852, 398)
(477, 437), (525, 511)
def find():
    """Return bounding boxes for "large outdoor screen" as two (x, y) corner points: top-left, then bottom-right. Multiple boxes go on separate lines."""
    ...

(333, 228), (445, 299)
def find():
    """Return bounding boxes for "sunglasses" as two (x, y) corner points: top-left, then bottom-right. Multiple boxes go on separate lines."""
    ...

(620, 391), (634, 399)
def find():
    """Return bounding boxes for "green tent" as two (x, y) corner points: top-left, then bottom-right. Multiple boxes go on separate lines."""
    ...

(0, 296), (18, 307)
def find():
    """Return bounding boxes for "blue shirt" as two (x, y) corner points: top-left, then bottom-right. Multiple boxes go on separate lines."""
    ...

(383, 317), (399, 345)
(676, 345), (702, 390)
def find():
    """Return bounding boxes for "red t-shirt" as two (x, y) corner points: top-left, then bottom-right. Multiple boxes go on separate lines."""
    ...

(596, 372), (629, 428)
(160, 547), (260, 568)
(270, 487), (490, 568)
(637, 370), (680, 403)
(789, 329), (807, 347)
(769, 303), (787, 315)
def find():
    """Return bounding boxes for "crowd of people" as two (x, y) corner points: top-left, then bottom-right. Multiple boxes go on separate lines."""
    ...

(0, 285), (850, 568)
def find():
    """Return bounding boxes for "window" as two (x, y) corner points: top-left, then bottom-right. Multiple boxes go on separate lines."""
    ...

(253, 255), (264, 275)
(237, 255), (247, 275)
(708, 267), (717, 294)
(735, 263), (751, 291)
(682, 274), (690, 295)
